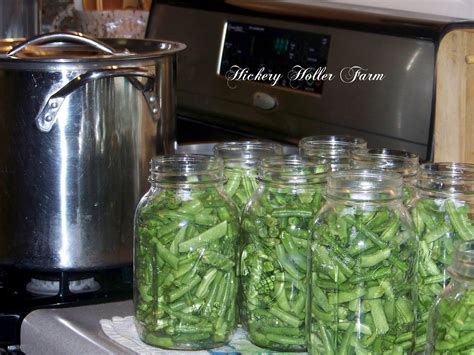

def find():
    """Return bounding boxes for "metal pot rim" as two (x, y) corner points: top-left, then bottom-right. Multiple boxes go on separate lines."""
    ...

(0, 36), (186, 67)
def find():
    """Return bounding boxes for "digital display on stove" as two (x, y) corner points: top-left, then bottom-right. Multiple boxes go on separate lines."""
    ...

(219, 22), (331, 95)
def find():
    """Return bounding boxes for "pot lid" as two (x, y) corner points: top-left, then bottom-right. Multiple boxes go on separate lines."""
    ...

(0, 32), (186, 64)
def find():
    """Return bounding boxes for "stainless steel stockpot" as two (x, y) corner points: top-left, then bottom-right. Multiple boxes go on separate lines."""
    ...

(0, 32), (185, 271)
(0, 0), (40, 39)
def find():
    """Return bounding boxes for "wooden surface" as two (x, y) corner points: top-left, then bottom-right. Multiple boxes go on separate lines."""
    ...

(434, 29), (474, 163)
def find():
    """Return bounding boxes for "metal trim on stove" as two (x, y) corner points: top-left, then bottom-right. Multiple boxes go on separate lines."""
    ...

(151, 0), (468, 40)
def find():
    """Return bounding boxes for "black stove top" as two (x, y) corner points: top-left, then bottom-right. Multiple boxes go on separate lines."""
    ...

(0, 266), (133, 351)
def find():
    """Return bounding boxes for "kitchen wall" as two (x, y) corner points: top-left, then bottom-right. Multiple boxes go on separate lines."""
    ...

(42, 0), (474, 33)
(42, 0), (77, 32)
(41, 0), (149, 37)
(300, 0), (474, 19)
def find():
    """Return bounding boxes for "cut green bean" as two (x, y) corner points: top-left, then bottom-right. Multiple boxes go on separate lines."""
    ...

(178, 221), (228, 252)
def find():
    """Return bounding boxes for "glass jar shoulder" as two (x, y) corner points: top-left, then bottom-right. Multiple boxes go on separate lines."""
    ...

(244, 183), (326, 213)
(137, 184), (237, 218)
(316, 199), (414, 239)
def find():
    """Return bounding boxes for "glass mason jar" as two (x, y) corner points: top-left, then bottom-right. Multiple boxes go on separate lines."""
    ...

(299, 135), (367, 171)
(133, 155), (239, 350)
(213, 141), (283, 213)
(426, 241), (474, 354)
(240, 155), (329, 351)
(308, 170), (417, 354)
(412, 162), (474, 352)
(350, 148), (420, 207)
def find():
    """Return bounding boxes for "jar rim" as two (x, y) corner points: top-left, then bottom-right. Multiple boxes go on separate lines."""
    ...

(299, 135), (367, 162)
(352, 148), (419, 162)
(416, 162), (474, 195)
(351, 148), (419, 176)
(327, 169), (403, 201)
(149, 154), (224, 185)
(299, 135), (367, 149)
(419, 162), (474, 178)
(213, 140), (283, 160)
(258, 155), (329, 185)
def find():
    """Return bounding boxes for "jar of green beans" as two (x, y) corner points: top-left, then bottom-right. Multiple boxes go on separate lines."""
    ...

(213, 141), (283, 213)
(299, 135), (367, 171)
(240, 155), (329, 351)
(426, 241), (474, 354)
(412, 163), (474, 352)
(308, 169), (417, 354)
(133, 155), (239, 350)
(350, 148), (419, 207)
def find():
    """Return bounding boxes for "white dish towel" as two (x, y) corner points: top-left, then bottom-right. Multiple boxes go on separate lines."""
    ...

(99, 316), (278, 354)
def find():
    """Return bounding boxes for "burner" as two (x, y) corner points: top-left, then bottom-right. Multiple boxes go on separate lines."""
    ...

(26, 277), (100, 296)
(0, 266), (132, 347)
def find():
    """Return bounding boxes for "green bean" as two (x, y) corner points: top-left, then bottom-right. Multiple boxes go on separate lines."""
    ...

(275, 244), (305, 280)
(280, 231), (307, 271)
(172, 333), (212, 342)
(360, 248), (391, 267)
(272, 208), (313, 218)
(340, 322), (355, 355)
(266, 333), (305, 345)
(222, 168), (259, 213)
(153, 240), (179, 270)
(143, 333), (174, 348)
(168, 275), (201, 302)
(328, 288), (365, 304)
(224, 174), (240, 197)
(178, 221), (228, 252)
(195, 268), (217, 298)
(445, 200), (473, 241)
(260, 326), (303, 336)
(274, 281), (291, 312)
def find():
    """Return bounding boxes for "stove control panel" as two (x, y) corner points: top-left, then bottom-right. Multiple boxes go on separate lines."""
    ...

(219, 22), (331, 95)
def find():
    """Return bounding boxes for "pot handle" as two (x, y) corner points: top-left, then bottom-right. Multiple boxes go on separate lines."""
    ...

(7, 32), (118, 57)
(35, 68), (159, 132)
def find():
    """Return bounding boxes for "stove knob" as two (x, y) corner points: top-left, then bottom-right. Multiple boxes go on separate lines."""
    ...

(253, 92), (277, 110)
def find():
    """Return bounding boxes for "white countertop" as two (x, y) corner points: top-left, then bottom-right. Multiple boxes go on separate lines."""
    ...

(21, 301), (134, 355)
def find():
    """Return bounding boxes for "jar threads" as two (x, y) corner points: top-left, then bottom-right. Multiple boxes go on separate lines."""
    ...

(299, 135), (367, 171)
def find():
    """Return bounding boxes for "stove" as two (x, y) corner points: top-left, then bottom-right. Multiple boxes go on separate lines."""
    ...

(148, 0), (474, 162)
(0, 266), (132, 351)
